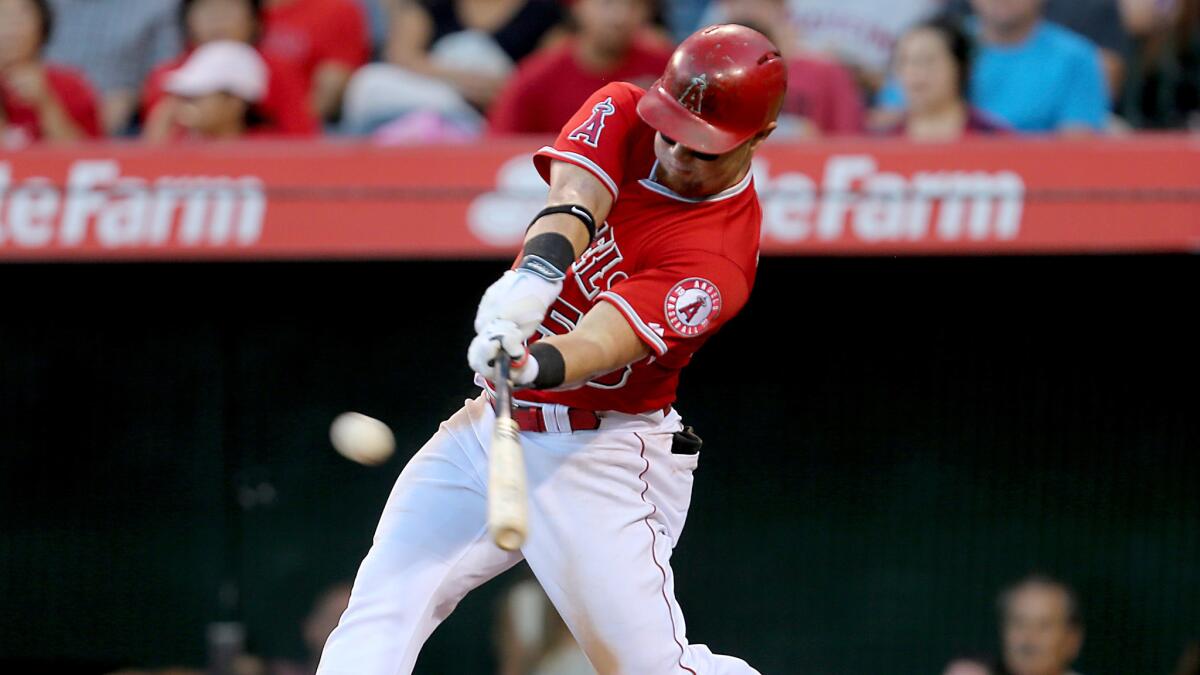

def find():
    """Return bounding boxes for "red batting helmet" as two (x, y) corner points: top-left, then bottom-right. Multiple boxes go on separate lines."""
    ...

(637, 24), (787, 155)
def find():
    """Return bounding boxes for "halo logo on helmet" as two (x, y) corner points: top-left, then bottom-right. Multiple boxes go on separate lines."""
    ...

(678, 74), (708, 114)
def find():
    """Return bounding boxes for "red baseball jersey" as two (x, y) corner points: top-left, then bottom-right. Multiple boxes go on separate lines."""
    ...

(514, 82), (762, 414)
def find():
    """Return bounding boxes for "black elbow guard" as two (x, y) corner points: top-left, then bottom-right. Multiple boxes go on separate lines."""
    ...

(529, 204), (596, 242)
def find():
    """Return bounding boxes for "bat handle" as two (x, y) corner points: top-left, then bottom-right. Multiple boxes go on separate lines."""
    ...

(493, 348), (513, 418)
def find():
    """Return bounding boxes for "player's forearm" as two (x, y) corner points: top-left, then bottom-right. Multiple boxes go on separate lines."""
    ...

(533, 302), (650, 389)
(537, 334), (619, 389)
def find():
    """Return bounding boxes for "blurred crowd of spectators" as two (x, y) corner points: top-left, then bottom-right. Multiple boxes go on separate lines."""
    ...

(1, 0), (1197, 146)
(103, 573), (1200, 675)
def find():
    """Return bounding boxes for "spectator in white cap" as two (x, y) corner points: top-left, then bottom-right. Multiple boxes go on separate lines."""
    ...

(164, 40), (268, 139)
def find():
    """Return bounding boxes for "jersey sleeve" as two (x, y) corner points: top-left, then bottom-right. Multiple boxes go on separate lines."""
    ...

(532, 82), (644, 201)
(597, 249), (751, 365)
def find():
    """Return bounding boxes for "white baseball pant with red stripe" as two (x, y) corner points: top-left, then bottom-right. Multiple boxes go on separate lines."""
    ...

(316, 394), (759, 675)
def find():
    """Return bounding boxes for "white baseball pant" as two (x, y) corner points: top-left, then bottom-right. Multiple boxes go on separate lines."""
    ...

(316, 395), (759, 675)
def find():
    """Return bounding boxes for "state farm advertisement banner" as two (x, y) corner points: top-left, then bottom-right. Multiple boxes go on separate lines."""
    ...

(0, 137), (1197, 260)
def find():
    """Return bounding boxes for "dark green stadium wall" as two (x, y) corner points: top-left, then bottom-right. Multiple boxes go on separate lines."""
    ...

(1, 257), (1196, 675)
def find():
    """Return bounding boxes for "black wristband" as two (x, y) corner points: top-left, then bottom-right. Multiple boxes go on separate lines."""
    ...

(529, 342), (566, 390)
(529, 204), (596, 242)
(518, 232), (574, 281)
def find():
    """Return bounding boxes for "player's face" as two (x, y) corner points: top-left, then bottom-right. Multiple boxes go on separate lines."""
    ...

(0, 0), (42, 67)
(652, 129), (769, 198)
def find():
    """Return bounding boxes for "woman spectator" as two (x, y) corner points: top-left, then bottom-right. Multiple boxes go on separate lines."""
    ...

(889, 17), (1007, 140)
(142, 0), (317, 142)
(341, 0), (563, 136)
(0, 0), (100, 145)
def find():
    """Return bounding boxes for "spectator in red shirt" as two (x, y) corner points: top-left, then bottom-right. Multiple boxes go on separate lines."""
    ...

(488, 0), (671, 135)
(259, 0), (369, 122)
(162, 41), (272, 139)
(890, 16), (1008, 140)
(0, 0), (100, 144)
(717, 0), (866, 137)
(142, 0), (317, 141)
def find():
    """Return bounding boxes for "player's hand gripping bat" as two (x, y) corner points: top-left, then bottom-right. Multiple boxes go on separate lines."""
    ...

(488, 356), (528, 551)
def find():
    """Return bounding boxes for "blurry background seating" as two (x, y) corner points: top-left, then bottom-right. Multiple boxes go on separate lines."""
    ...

(699, 0), (945, 93)
(340, 0), (562, 137)
(888, 16), (1009, 140)
(945, 0), (1178, 106)
(141, 0), (318, 142)
(877, 0), (1110, 134)
(42, 0), (182, 135)
(0, 0), (1193, 142)
(0, 0), (102, 145)
(487, 0), (672, 135)
(258, 0), (370, 123)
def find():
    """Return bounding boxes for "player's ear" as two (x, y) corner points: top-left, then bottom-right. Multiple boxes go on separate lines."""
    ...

(747, 121), (777, 153)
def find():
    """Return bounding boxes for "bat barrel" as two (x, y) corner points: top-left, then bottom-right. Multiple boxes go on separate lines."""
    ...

(488, 359), (527, 551)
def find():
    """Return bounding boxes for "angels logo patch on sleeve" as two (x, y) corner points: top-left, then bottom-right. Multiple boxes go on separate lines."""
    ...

(664, 278), (722, 337)
(567, 97), (616, 148)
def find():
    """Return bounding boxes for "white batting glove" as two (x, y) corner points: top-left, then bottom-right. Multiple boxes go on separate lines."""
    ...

(467, 320), (539, 386)
(474, 270), (562, 339)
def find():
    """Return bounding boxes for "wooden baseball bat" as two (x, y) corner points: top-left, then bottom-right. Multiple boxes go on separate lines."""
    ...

(488, 357), (528, 551)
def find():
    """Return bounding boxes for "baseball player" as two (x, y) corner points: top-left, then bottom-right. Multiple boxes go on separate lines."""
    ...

(318, 24), (786, 675)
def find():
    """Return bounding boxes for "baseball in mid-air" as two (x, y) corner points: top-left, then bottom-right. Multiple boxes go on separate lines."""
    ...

(330, 412), (395, 466)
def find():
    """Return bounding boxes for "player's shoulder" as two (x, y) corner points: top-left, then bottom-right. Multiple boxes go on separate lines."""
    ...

(592, 81), (646, 109)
